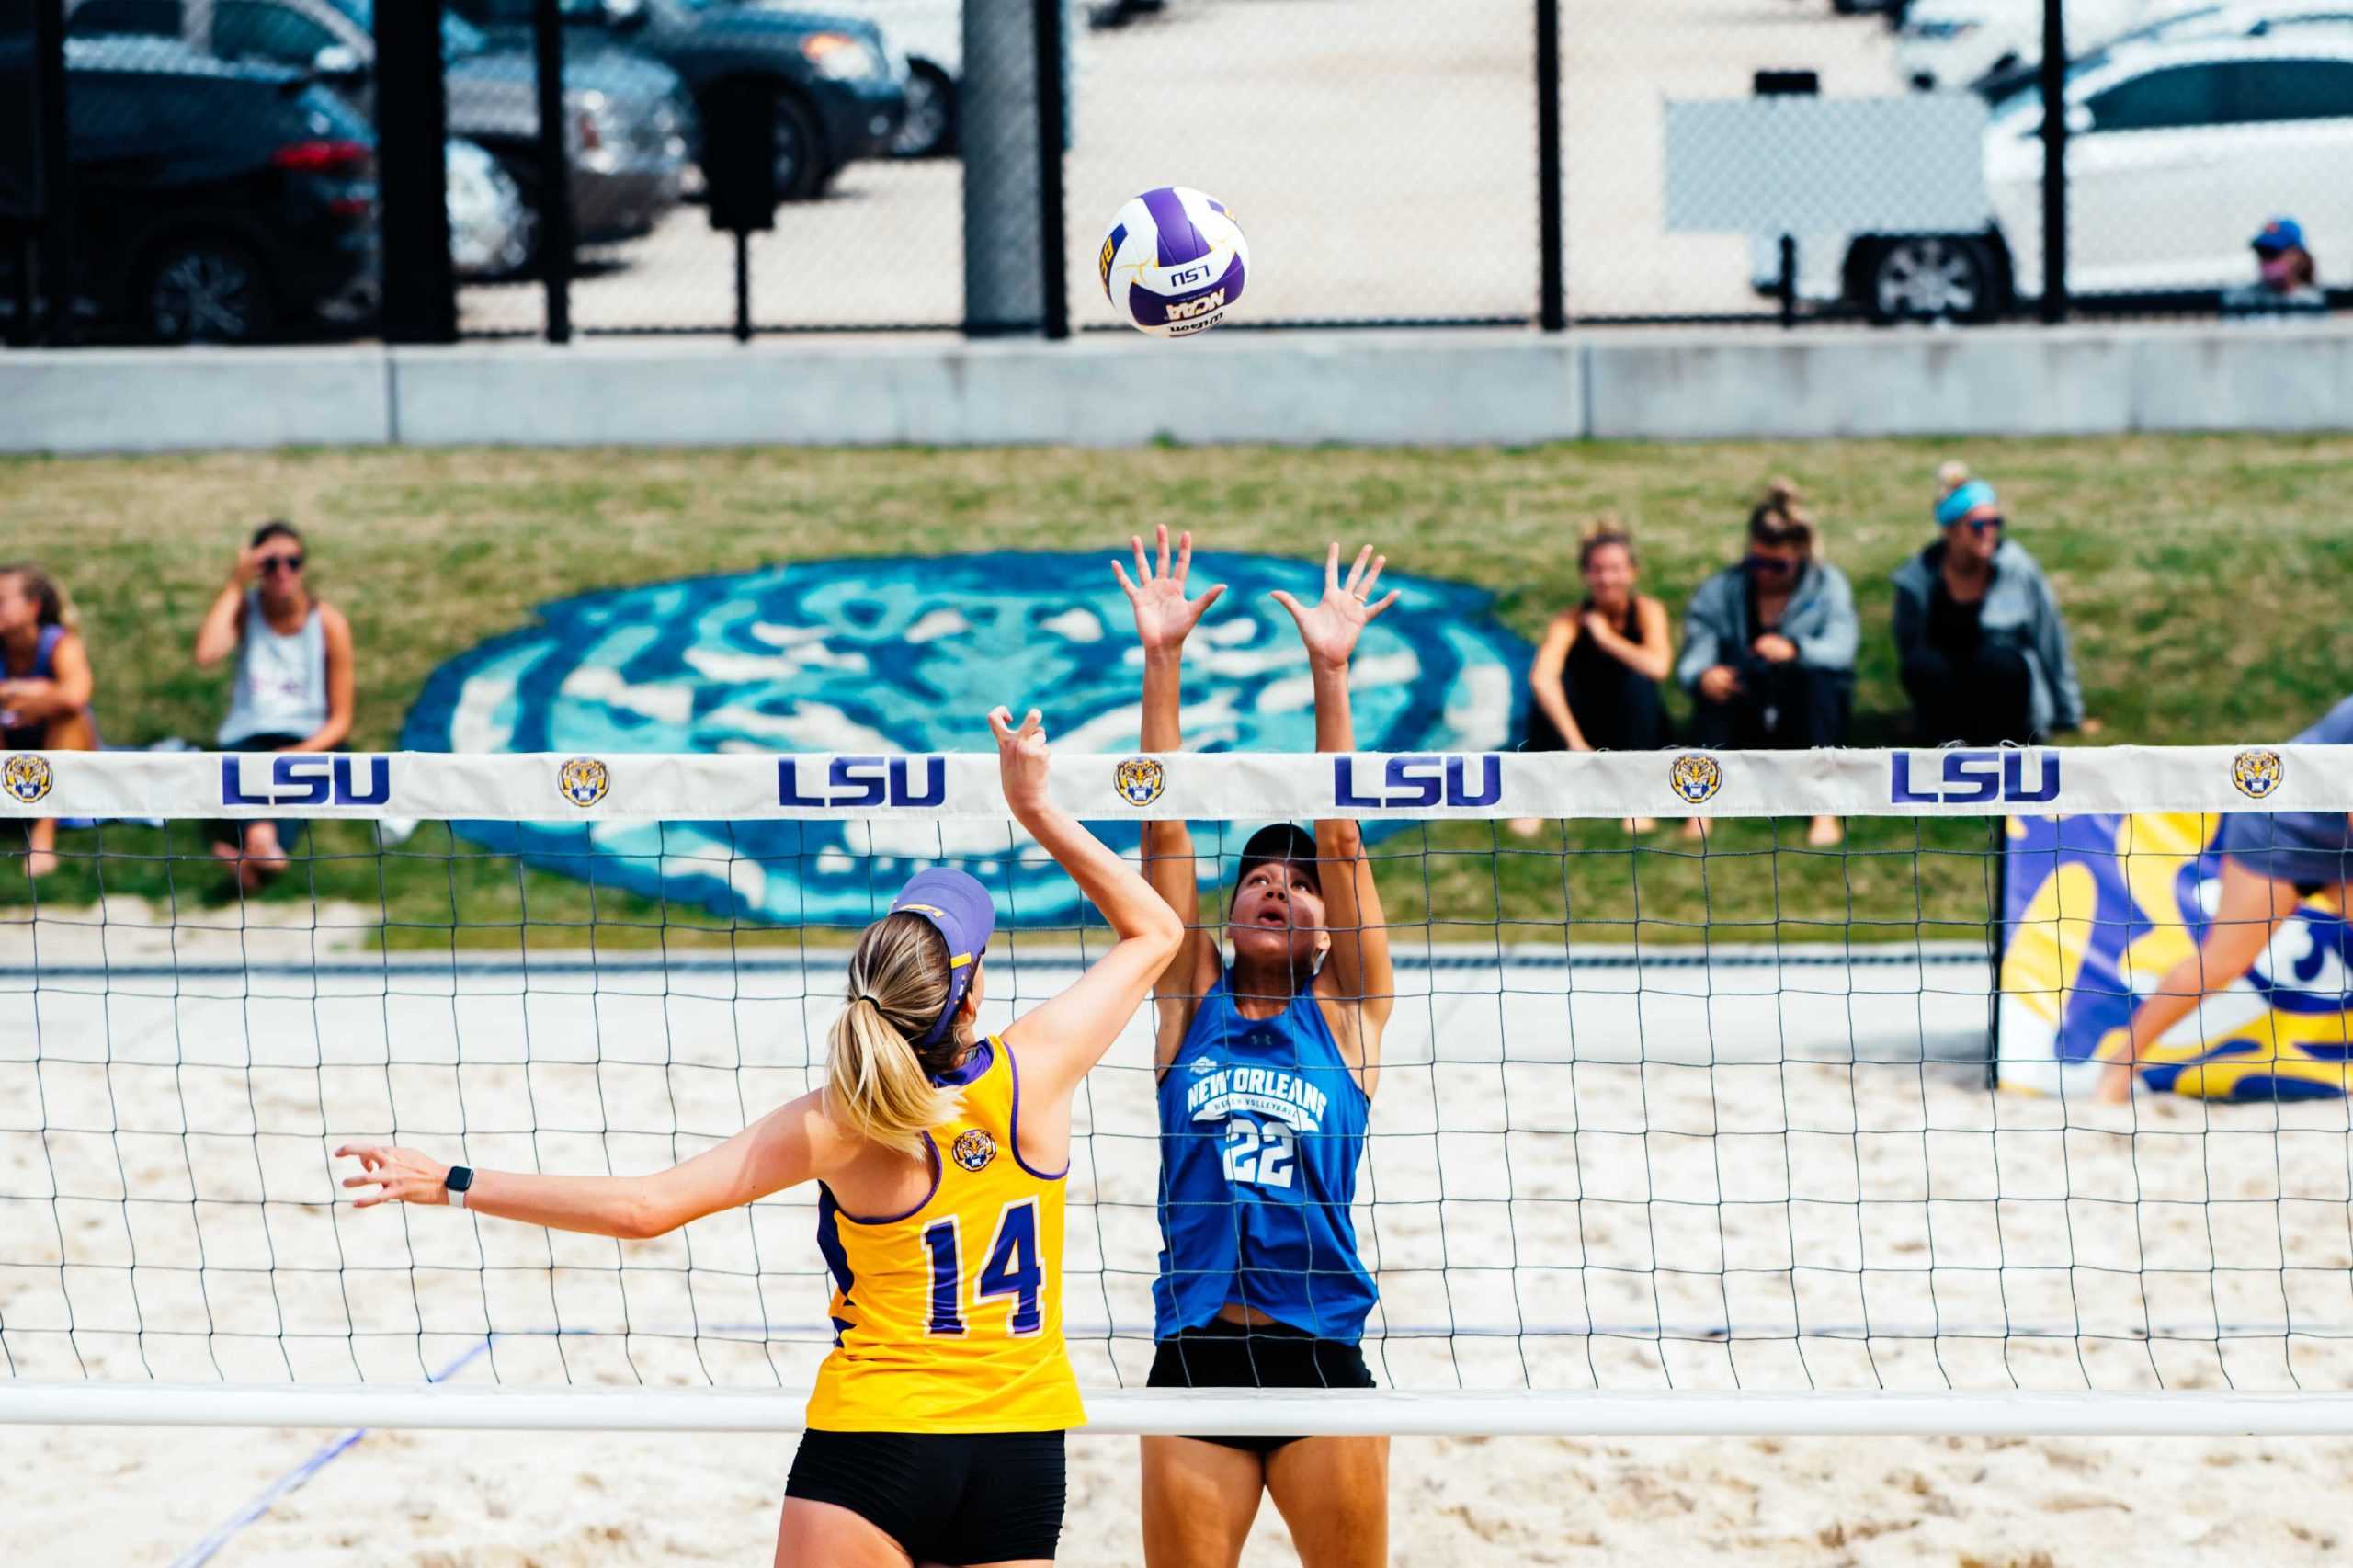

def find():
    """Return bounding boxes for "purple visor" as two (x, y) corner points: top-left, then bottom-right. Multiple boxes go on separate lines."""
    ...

(891, 868), (996, 1049)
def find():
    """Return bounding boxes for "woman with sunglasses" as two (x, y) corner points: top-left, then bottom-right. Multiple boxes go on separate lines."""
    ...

(1891, 477), (2086, 748)
(192, 521), (355, 891)
(1676, 480), (1856, 846)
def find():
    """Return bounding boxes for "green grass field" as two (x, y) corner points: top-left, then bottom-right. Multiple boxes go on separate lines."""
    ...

(4, 436), (2348, 949)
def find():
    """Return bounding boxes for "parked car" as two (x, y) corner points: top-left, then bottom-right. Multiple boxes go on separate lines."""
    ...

(810, 0), (961, 157)
(65, 0), (689, 267)
(447, 138), (530, 277)
(1775, 34), (2353, 318)
(0, 36), (378, 342)
(1895, 0), (2158, 93)
(1978, 0), (2353, 102)
(449, 0), (909, 199)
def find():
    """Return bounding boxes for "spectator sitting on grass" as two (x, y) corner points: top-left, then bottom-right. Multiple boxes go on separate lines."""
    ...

(192, 521), (355, 893)
(0, 563), (97, 880)
(2221, 217), (2325, 317)
(1676, 480), (1856, 848)
(1892, 477), (2091, 747)
(1511, 515), (1672, 838)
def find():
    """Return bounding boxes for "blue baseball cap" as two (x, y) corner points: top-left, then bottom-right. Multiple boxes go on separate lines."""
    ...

(1936, 479), (1998, 528)
(889, 868), (995, 1048)
(2254, 217), (2304, 253)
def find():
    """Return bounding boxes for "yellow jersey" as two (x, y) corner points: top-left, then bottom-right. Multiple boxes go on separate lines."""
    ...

(805, 1037), (1085, 1433)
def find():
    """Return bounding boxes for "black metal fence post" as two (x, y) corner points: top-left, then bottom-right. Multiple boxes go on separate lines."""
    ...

(1985, 814), (2009, 1090)
(31, 0), (71, 347)
(2038, 0), (2068, 324)
(531, 0), (574, 344)
(1032, 0), (1069, 341)
(374, 0), (456, 344)
(1535, 0), (1564, 331)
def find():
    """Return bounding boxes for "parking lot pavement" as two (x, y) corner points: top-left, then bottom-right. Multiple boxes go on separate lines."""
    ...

(460, 0), (1898, 338)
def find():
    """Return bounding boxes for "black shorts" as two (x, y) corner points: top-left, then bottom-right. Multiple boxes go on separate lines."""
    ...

(785, 1427), (1066, 1563)
(1147, 1317), (1374, 1456)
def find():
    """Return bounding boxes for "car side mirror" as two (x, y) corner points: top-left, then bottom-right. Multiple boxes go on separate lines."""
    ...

(312, 43), (367, 81)
(2065, 104), (2094, 135)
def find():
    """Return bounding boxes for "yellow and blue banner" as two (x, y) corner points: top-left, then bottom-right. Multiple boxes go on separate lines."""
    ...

(1999, 812), (2352, 1100)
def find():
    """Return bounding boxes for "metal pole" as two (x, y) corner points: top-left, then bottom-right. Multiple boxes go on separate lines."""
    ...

(373, 0), (455, 344)
(2038, 0), (2067, 323)
(1535, 0), (1564, 331)
(1031, 0), (1068, 339)
(962, 0), (1044, 335)
(733, 231), (752, 343)
(1985, 814), (2008, 1089)
(1778, 233), (1798, 329)
(531, 0), (574, 344)
(31, 0), (70, 347)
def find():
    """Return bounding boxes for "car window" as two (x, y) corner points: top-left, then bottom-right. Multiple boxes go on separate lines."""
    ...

(66, 0), (182, 36)
(2220, 58), (2353, 121)
(2086, 62), (2225, 130)
(213, 1), (340, 64)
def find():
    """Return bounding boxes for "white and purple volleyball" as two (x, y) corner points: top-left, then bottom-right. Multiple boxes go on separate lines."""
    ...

(1098, 187), (1248, 338)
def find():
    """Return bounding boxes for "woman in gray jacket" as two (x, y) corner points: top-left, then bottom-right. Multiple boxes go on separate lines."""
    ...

(1892, 479), (2086, 746)
(1676, 481), (1858, 846)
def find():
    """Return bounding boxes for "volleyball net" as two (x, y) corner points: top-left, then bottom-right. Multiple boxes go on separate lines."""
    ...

(4, 744), (2353, 1436)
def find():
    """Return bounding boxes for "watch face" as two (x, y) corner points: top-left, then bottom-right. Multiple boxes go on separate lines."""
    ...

(447, 1166), (473, 1190)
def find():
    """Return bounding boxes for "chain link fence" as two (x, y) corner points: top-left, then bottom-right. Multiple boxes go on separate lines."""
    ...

(3, 0), (2347, 345)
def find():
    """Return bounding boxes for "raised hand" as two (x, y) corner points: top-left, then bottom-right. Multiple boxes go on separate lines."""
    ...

(988, 704), (1052, 818)
(1111, 524), (1226, 655)
(1268, 541), (1402, 669)
(335, 1143), (452, 1208)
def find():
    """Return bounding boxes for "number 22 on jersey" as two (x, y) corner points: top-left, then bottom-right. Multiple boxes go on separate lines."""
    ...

(1221, 1116), (1295, 1188)
(923, 1198), (1044, 1336)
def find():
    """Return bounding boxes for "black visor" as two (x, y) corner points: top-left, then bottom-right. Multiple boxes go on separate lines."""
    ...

(1235, 822), (1321, 894)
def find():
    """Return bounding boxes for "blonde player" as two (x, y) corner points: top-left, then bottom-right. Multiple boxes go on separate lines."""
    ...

(338, 705), (1181, 1567)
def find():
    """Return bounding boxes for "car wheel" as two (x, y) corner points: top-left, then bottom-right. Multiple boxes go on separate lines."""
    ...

(890, 62), (957, 159)
(142, 237), (276, 344)
(772, 92), (826, 200)
(1866, 234), (1997, 324)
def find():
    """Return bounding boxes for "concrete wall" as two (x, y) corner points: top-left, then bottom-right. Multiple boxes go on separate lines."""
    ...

(7, 322), (2352, 453)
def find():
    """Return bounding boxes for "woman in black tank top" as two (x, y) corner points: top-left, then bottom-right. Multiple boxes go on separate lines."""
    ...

(1515, 518), (1672, 835)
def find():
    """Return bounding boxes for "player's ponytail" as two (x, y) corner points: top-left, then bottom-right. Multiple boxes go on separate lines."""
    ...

(826, 913), (963, 1159)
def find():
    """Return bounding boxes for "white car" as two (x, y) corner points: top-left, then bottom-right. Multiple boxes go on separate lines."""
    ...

(1896, 0), (2160, 92)
(448, 138), (532, 278)
(1813, 34), (2353, 316)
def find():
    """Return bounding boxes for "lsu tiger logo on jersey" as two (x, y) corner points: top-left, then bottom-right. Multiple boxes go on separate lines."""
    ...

(557, 756), (611, 808)
(1114, 756), (1166, 808)
(1668, 753), (1722, 805)
(951, 1128), (996, 1172)
(2231, 748), (2284, 801)
(3, 753), (53, 805)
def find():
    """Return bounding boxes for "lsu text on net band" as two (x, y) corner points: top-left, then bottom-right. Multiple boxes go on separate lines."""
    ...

(4, 744), (2353, 1437)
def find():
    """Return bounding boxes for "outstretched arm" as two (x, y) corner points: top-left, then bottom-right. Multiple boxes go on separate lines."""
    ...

(1113, 525), (1228, 1074)
(336, 1089), (853, 1239)
(995, 706), (1185, 1103)
(1270, 544), (1400, 1074)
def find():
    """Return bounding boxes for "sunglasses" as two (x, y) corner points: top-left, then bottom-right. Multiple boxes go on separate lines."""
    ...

(1961, 516), (2003, 536)
(1745, 552), (1798, 575)
(259, 554), (304, 574)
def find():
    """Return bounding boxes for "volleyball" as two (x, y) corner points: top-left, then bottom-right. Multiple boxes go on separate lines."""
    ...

(1098, 187), (1249, 337)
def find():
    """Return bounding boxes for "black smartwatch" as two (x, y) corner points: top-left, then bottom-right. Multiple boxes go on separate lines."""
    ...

(443, 1165), (475, 1208)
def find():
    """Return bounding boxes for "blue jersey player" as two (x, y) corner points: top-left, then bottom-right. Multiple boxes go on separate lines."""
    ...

(1112, 528), (1398, 1568)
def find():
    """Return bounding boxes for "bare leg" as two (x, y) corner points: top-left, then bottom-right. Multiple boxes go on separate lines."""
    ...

(2097, 858), (2302, 1103)
(1807, 814), (1843, 848)
(1142, 1435), (1265, 1568)
(24, 816), (57, 879)
(1507, 817), (1543, 838)
(22, 711), (96, 879)
(773, 1497), (917, 1568)
(1264, 1436), (1390, 1568)
(240, 819), (290, 891)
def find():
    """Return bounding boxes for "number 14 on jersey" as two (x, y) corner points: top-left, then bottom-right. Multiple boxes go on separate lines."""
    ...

(922, 1199), (1043, 1337)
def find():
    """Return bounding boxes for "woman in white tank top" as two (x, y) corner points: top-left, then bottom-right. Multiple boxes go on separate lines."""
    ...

(192, 521), (356, 892)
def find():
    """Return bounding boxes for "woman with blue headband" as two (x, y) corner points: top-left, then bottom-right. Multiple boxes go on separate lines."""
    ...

(336, 707), (1184, 1566)
(1892, 471), (2087, 746)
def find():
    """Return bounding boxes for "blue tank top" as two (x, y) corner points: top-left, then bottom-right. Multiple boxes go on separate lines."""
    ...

(1154, 973), (1378, 1343)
